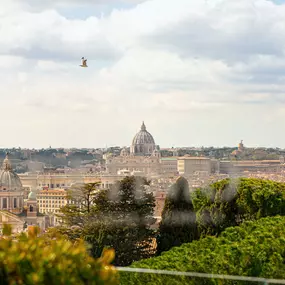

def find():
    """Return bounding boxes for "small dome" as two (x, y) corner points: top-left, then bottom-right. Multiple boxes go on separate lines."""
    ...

(28, 190), (37, 200)
(0, 154), (23, 191)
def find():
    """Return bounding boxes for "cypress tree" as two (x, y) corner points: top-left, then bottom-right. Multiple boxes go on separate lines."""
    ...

(156, 176), (198, 255)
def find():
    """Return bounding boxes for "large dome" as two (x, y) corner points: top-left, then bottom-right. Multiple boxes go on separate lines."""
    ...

(130, 122), (156, 156)
(0, 154), (23, 191)
(132, 122), (155, 145)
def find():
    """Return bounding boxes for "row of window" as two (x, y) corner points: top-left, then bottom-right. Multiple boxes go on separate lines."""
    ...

(1, 198), (19, 209)
(39, 184), (66, 188)
(40, 208), (63, 211)
(38, 197), (65, 199)
(39, 207), (62, 211)
(39, 201), (64, 205)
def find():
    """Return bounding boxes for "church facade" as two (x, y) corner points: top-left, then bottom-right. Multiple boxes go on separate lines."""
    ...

(0, 154), (24, 213)
(0, 154), (46, 233)
(105, 122), (165, 176)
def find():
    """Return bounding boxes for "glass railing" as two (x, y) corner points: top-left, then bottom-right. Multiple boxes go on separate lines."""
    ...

(117, 267), (285, 285)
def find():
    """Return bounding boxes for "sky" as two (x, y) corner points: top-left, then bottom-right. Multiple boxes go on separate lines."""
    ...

(1, 0), (285, 149)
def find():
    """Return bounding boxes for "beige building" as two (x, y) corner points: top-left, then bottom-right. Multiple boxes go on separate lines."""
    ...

(106, 122), (174, 177)
(0, 155), (47, 232)
(37, 188), (67, 226)
(0, 210), (24, 234)
(106, 150), (161, 176)
(219, 160), (282, 175)
(160, 157), (178, 176)
(178, 156), (213, 176)
(19, 172), (101, 190)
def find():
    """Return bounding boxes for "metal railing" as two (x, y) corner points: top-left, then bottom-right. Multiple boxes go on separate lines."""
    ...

(116, 267), (285, 285)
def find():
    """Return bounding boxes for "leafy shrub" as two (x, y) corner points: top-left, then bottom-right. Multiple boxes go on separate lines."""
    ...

(121, 216), (285, 284)
(192, 178), (285, 237)
(0, 225), (118, 285)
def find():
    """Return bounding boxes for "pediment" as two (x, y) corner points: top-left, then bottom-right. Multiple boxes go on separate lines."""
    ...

(0, 211), (24, 224)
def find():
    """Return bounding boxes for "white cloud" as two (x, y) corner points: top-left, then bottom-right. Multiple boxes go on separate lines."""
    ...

(12, 0), (149, 11)
(0, 0), (285, 148)
(143, 0), (285, 63)
(0, 9), (121, 62)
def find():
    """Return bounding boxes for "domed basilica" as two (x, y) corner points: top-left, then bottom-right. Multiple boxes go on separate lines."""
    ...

(106, 122), (161, 176)
(130, 122), (156, 156)
(0, 154), (46, 233)
(0, 154), (24, 213)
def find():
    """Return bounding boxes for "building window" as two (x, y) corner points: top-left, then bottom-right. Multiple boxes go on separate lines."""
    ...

(2, 198), (7, 209)
(14, 198), (17, 208)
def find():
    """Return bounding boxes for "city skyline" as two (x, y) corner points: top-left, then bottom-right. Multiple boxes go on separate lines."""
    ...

(1, 0), (285, 148)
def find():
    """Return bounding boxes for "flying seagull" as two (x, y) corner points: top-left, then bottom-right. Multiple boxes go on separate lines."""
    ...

(80, 57), (88, 67)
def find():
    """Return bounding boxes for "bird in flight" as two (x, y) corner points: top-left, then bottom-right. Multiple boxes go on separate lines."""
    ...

(80, 57), (88, 67)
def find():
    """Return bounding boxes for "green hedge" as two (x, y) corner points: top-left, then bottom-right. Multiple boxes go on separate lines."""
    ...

(120, 216), (285, 284)
(0, 225), (118, 285)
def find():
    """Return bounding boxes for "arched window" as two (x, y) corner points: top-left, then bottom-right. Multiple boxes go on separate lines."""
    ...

(29, 205), (33, 212)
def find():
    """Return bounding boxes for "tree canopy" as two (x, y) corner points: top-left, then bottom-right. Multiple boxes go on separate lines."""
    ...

(121, 216), (285, 285)
(56, 176), (156, 266)
(192, 178), (285, 237)
(59, 182), (101, 227)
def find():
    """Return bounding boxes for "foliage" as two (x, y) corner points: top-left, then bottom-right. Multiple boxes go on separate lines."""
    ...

(157, 176), (198, 255)
(192, 178), (285, 237)
(59, 182), (101, 227)
(120, 216), (285, 285)
(57, 176), (156, 266)
(0, 224), (118, 285)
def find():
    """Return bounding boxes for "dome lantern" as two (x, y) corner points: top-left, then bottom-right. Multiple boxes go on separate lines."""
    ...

(141, 121), (146, 131)
(3, 153), (12, 171)
(0, 153), (23, 191)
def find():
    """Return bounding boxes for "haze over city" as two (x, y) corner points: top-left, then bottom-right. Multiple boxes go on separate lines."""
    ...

(1, 0), (285, 148)
(3, 2), (285, 283)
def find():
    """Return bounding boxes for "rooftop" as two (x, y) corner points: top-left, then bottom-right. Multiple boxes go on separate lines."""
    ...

(178, 157), (210, 160)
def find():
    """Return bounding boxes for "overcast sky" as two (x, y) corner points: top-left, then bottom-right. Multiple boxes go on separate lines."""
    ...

(1, 0), (285, 149)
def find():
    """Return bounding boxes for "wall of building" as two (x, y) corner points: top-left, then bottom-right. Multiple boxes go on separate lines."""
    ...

(219, 160), (282, 175)
(106, 156), (161, 176)
(178, 157), (212, 176)
(160, 157), (178, 175)
(19, 173), (101, 190)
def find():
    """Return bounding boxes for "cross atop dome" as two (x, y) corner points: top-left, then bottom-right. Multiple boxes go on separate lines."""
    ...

(141, 121), (146, 131)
